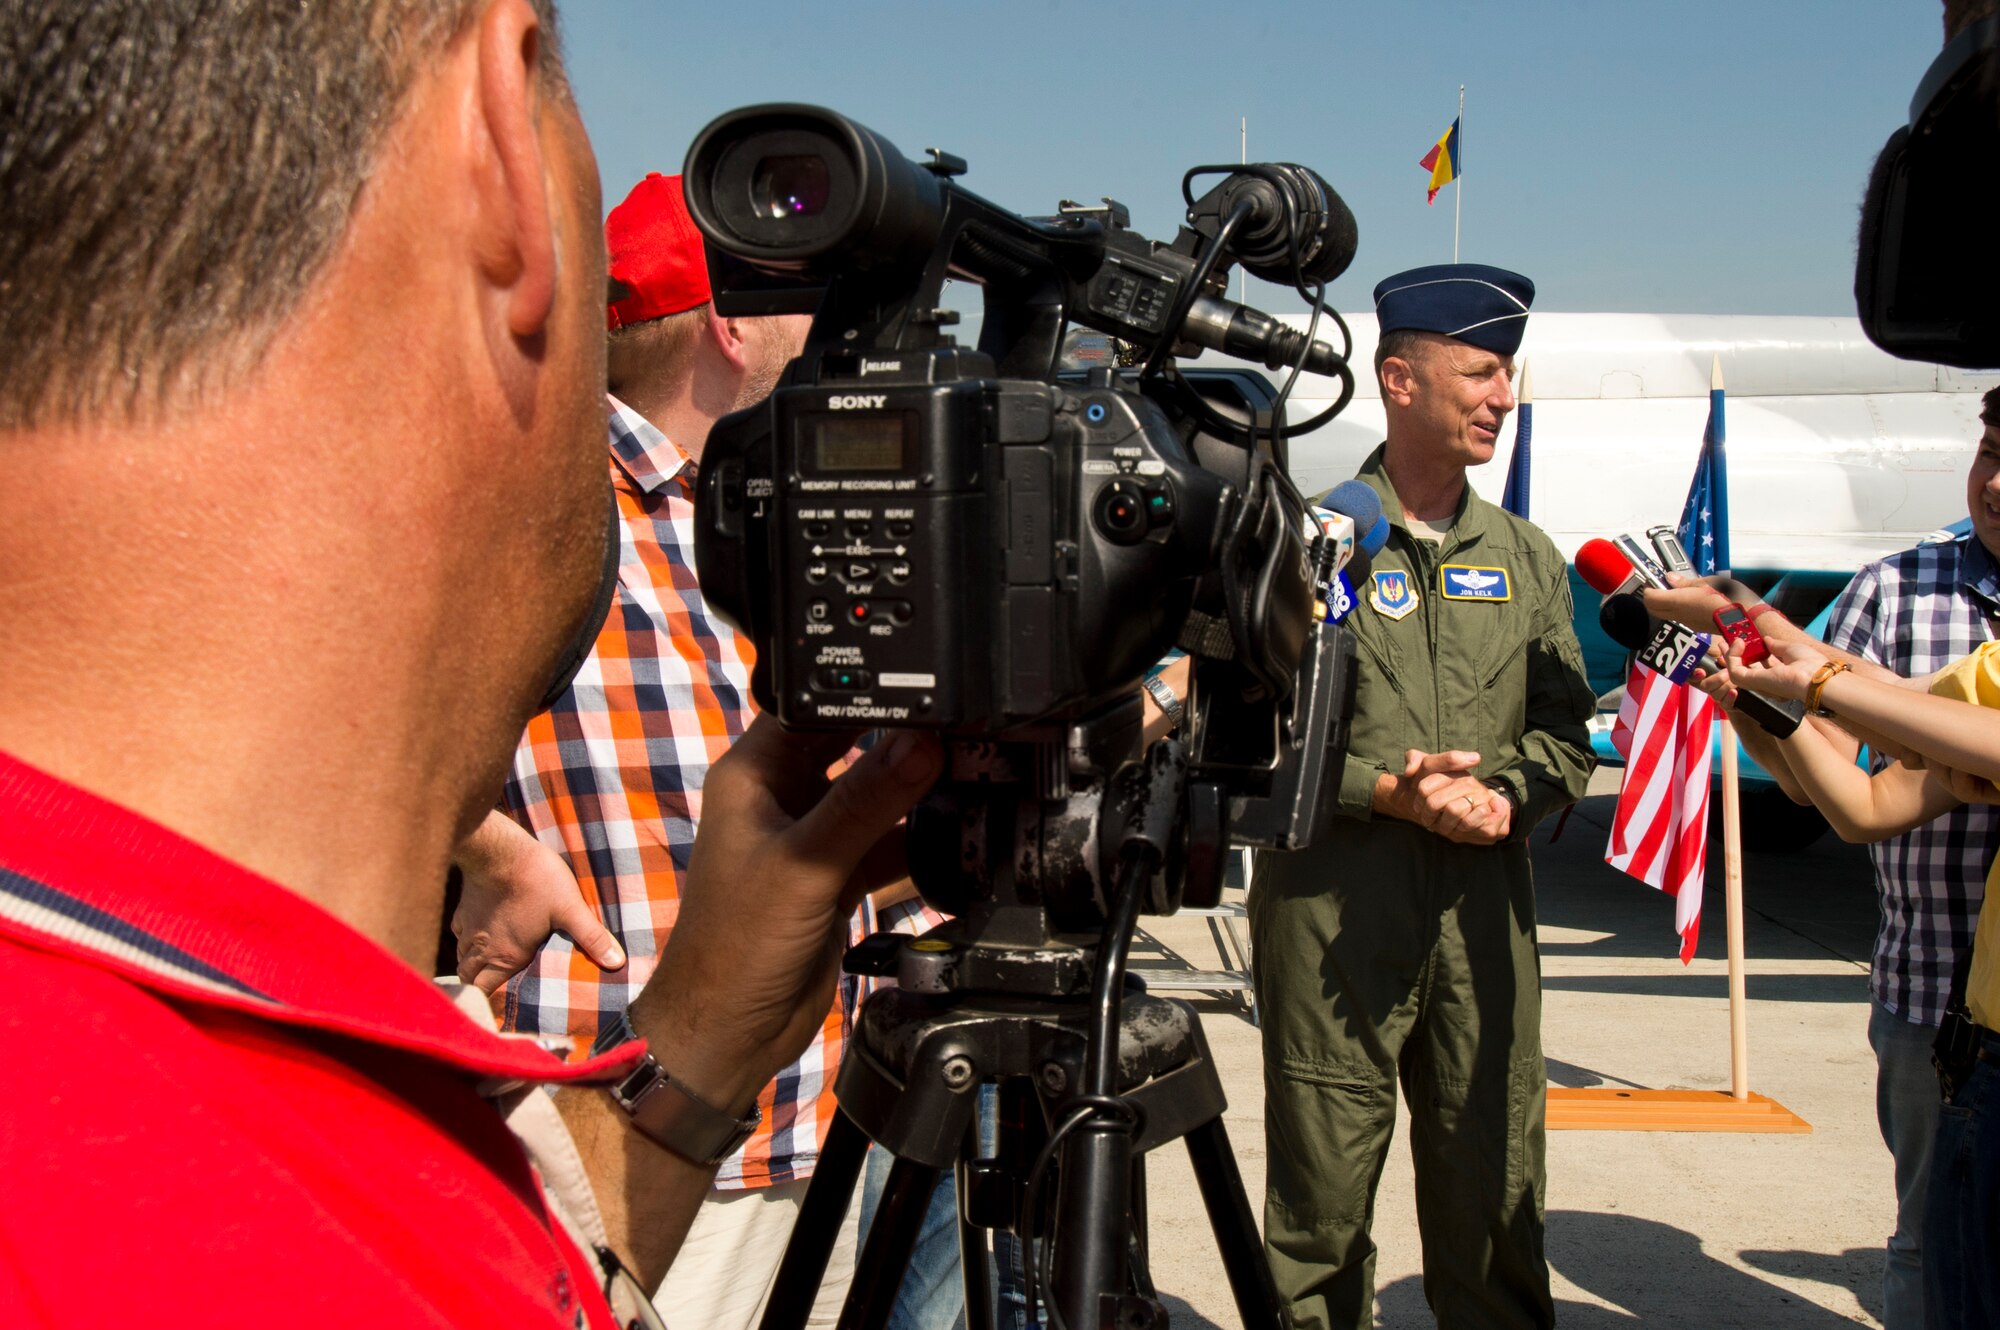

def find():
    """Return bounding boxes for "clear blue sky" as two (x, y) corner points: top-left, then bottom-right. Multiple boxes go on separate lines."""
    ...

(561, 1), (1943, 317)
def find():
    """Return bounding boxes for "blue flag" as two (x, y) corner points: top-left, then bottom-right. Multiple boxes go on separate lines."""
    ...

(1501, 395), (1532, 518)
(1676, 376), (1729, 575)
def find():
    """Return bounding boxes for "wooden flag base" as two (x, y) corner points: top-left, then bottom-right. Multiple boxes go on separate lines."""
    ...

(1546, 1087), (1810, 1133)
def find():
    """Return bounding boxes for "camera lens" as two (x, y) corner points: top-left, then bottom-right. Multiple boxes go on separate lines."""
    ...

(685, 107), (945, 268)
(752, 155), (832, 219)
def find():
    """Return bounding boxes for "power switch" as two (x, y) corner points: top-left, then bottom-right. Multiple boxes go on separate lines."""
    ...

(812, 667), (873, 692)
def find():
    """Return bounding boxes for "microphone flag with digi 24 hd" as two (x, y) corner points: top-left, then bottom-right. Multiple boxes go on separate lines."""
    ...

(1599, 594), (1804, 739)
(1600, 593), (1707, 685)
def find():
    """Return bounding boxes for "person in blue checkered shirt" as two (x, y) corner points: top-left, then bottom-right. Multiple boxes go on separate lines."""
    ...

(1693, 384), (2000, 1330)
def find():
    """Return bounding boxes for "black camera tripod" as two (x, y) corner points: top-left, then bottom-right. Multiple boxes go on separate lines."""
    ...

(753, 733), (1281, 1330)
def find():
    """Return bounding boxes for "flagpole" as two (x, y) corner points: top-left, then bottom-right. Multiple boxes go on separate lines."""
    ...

(1453, 84), (1464, 262)
(1239, 116), (1248, 305)
(1712, 353), (1750, 1102)
(1720, 712), (1750, 1100)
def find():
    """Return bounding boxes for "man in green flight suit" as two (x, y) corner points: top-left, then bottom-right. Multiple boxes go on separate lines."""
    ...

(1251, 264), (1595, 1330)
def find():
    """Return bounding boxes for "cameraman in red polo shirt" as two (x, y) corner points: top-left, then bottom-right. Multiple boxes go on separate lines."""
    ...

(0, 3), (938, 1326)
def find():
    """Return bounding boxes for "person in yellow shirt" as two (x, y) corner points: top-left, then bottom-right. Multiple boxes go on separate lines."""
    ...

(1706, 638), (1999, 1326)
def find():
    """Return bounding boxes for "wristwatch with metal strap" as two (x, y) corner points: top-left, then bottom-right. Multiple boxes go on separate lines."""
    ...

(1142, 673), (1185, 728)
(591, 1009), (761, 1165)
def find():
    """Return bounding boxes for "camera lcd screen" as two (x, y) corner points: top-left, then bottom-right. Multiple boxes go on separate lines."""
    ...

(811, 417), (909, 473)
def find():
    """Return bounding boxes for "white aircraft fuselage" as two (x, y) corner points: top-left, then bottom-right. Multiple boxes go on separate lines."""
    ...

(1268, 312), (2000, 571)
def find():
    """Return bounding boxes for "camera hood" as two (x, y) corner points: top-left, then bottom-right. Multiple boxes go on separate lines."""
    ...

(683, 104), (947, 277)
(1856, 15), (2000, 367)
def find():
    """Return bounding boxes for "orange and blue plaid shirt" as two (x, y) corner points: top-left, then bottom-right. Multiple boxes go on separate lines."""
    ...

(497, 396), (847, 1188)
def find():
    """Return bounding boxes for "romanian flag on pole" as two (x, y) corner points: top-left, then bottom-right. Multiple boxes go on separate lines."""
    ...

(1420, 118), (1460, 204)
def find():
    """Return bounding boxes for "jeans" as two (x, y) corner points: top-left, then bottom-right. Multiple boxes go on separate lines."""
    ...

(1922, 1029), (2000, 1330)
(858, 1142), (969, 1330)
(1870, 999), (1943, 1330)
(854, 1087), (1036, 1330)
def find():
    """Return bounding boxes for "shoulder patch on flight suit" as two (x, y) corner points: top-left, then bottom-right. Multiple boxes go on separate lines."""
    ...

(1370, 569), (1420, 620)
(1439, 564), (1512, 601)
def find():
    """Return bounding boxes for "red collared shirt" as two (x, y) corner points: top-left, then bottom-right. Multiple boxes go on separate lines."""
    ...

(0, 749), (642, 1329)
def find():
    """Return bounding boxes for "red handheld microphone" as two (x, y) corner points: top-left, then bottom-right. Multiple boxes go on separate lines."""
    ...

(1575, 538), (1649, 597)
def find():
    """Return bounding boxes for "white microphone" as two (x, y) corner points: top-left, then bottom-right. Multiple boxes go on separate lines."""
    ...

(1311, 480), (1386, 624)
(1310, 508), (1358, 573)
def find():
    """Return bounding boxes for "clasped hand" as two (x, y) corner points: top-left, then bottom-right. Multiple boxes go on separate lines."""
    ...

(1380, 748), (1511, 845)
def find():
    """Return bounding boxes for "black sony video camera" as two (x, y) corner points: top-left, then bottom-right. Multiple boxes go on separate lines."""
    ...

(684, 105), (1353, 733)
(683, 104), (1361, 924)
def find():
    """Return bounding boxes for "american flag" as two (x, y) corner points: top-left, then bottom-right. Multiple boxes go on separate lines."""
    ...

(1604, 365), (1728, 962)
(1678, 371), (1731, 572)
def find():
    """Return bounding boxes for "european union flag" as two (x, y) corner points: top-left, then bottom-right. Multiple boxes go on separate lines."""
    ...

(1676, 358), (1729, 576)
(1501, 362), (1532, 518)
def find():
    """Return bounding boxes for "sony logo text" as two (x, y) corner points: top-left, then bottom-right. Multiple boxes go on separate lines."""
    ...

(827, 394), (888, 410)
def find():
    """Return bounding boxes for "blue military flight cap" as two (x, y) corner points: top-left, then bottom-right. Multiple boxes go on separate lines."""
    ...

(1372, 263), (1535, 356)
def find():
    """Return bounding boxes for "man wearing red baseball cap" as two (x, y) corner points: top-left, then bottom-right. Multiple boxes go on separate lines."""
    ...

(450, 171), (837, 1329)
(605, 171), (714, 329)
(599, 172), (809, 461)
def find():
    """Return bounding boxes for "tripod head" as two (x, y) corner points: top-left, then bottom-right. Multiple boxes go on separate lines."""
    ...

(887, 697), (1213, 979)
(826, 727), (1280, 1330)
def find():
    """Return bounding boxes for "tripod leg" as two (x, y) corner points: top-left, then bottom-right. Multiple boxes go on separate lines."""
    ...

(758, 1112), (870, 1330)
(1183, 1117), (1282, 1330)
(1128, 1154), (1153, 1300)
(1050, 1122), (1133, 1326)
(957, 1136), (994, 1330)
(989, 1081), (1044, 1330)
(837, 1154), (943, 1330)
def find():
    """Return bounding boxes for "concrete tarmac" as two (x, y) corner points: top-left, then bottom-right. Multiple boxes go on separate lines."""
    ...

(1131, 773), (1891, 1328)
